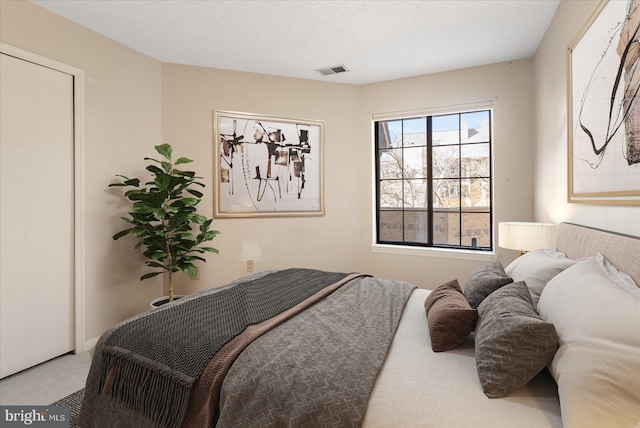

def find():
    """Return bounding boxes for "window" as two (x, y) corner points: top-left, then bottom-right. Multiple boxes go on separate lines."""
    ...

(374, 109), (492, 252)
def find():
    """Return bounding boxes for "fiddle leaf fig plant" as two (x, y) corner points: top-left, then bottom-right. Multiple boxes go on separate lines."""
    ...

(109, 143), (220, 302)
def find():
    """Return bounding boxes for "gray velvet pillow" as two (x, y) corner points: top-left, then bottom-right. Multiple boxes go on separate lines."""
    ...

(424, 279), (478, 352)
(475, 281), (559, 398)
(463, 261), (513, 309)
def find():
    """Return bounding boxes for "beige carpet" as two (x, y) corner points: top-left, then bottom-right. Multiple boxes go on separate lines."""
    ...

(0, 352), (91, 406)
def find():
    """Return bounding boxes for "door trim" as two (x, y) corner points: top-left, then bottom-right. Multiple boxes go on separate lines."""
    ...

(1, 43), (86, 354)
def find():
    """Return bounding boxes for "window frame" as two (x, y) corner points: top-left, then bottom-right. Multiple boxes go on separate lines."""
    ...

(373, 106), (494, 254)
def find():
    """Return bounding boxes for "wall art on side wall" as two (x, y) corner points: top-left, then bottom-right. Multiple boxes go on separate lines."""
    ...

(568, 0), (640, 205)
(213, 111), (324, 217)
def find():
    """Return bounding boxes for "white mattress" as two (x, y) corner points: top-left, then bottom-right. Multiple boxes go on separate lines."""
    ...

(363, 288), (562, 428)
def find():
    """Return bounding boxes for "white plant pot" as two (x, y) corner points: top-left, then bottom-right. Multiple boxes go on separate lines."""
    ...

(150, 295), (185, 309)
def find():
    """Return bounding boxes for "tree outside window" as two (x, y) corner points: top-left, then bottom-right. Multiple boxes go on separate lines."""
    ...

(375, 110), (492, 251)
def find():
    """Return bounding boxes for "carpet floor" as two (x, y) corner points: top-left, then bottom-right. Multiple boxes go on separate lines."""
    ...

(51, 388), (84, 428)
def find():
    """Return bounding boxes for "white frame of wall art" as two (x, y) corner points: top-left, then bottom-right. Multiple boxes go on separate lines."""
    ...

(567, 0), (640, 205)
(213, 110), (325, 217)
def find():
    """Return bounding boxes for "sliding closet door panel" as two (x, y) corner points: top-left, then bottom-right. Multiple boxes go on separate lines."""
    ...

(0, 53), (74, 378)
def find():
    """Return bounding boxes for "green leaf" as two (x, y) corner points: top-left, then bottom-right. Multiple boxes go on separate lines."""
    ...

(199, 219), (213, 231)
(182, 264), (198, 277)
(124, 187), (145, 196)
(151, 208), (166, 219)
(203, 230), (220, 241)
(141, 272), (163, 281)
(145, 261), (165, 268)
(130, 212), (154, 223)
(126, 192), (145, 201)
(144, 157), (164, 166)
(155, 174), (171, 191)
(155, 144), (172, 160)
(147, 191), (167, 207)
(174, 170), (196, 178)
(143, 248), (165, 258)
(150, 252), (166, 260)
(109, 175), (141, 188)
(161, 162), (172, 173)
(113, 228), (134, 240)
(201, 247), (219, 253)
(146, 165), (164, 176)
(182, 198), (198, 206)
(192, 214), (207, 225)
(187, 189), (204, 198)
(175, 157), (193, 165)
(132, 203), (152, 213)
(131, 228), (148, 237)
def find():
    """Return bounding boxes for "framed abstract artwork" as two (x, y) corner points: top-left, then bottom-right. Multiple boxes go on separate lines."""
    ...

(567, 0), (640, 205)
(213, 111), (324, 217)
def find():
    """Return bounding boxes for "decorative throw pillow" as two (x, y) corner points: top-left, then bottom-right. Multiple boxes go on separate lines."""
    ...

(504, 248), (579, 308)
(475, 281), (559, 398)
(538, 254), (640, 427)
(463, 261), (513, 309)
(424, 279), (478, 352)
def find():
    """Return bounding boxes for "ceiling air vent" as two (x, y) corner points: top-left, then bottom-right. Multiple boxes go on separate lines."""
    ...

(316, 65), (349, 76)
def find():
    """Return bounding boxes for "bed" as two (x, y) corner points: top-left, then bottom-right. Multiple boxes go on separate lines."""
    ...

(78, 222), (640, 427)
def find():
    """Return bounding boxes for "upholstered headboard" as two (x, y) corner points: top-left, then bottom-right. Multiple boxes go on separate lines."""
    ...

(556, 222), (640, 286)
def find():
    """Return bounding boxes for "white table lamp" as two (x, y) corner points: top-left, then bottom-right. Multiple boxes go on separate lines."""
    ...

(498, 222), (556, 256)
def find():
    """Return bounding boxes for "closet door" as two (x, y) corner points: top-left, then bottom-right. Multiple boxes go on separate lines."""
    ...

(0, 53), (74, 378)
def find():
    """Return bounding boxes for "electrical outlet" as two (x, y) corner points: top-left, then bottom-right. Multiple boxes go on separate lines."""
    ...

(245, 259), (254, 272)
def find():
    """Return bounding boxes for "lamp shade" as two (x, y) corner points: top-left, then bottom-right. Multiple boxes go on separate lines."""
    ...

(498, 222), (557, 252)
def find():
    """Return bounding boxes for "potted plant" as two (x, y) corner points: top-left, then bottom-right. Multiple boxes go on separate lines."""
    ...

(109, 143), (220, 305)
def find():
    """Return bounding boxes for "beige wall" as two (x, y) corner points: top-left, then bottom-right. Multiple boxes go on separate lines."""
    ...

(7, 0), (616, 346)
(358, 60), (536, 288)
(533, 0), (640, 236)
(161, 63), (362, 292)
(1, 0), (164, 343)
(163, 59), (536, 293)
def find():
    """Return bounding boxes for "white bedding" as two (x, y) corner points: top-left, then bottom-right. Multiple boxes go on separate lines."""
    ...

(363, 288), (563, 428)
(78, 223), (635, 427)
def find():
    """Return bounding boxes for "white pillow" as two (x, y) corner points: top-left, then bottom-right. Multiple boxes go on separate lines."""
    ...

(504, 248), (579, 308)
(537, 254), (640, 428)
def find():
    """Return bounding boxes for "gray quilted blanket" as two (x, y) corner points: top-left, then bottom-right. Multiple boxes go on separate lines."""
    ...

(215, 275), (415, 428)
(78, 272), (415, 428)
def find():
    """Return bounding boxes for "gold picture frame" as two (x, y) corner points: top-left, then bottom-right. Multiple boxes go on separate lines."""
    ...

(567, 0), (640, 205)
(213, 110), (325, 217)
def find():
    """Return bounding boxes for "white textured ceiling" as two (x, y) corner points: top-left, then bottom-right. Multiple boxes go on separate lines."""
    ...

(30, 0), (561, 85)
